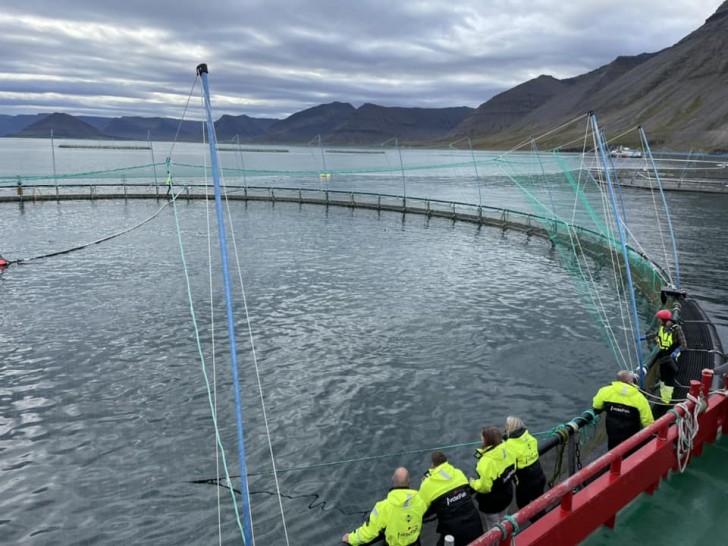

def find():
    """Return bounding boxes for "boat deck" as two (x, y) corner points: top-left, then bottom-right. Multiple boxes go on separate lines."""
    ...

(580, 432), (728, 546)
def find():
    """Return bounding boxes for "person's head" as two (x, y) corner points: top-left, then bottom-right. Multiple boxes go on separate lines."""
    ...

(504, 416), (525, 435)
(656, 309), (672, 324)
(481, 426), (503, 448)
(392, 467), (411, 488)
(430, 451), (448, 468)
(617, 370), (635, 385)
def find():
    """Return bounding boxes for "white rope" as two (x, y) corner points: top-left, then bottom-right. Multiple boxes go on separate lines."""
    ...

(200, 112), (224, 546)
(673, 393), (704, 473)
(214, 126), (291, 546)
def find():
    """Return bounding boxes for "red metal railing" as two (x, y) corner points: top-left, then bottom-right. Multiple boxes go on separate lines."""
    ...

(470, 370), (728, 546)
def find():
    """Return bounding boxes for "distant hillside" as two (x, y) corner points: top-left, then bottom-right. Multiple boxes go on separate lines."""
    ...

(455, 1), (728, 150)
(215, 114), (277, 141)
(3, 3), (727, 150)
(0, 114), (49, 136)
(328, 104), (474, 145)
(97, 116), (202, 141)
(13, 113), (108, 139)
(261, 102), (357, 144)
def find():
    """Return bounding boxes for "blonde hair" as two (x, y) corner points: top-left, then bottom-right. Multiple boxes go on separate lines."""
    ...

(505, 416), (525, 434)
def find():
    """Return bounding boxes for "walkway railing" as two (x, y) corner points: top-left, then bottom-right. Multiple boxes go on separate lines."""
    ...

(1, 181), (670, 301)
(470, 370), (728, 546)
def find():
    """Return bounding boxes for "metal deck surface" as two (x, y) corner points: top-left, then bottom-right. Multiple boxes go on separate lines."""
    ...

(580, 432), (728, 545)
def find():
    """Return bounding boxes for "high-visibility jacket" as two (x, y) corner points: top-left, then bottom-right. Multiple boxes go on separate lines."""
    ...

(419, 462), (483, 542)
(593, 380), (654, 448)
(655, 323), (686, 357)
(347, 487), (427, 546)
(503, 428), (546, 508)
(469, 444), (515, 513)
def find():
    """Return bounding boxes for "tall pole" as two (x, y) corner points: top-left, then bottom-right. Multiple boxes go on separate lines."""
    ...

(234, 134), (248, 190)
(148, 130), (159, 197)
(591, 113), (645, 385)
(197, 63), (254, 546)
(639, 126), (681, 288)
(467, 133), (483, 207)
(50, 129), (58, 200)
(396, 137), (406, 207)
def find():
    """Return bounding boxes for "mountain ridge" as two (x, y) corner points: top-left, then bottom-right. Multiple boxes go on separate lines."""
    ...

(3, 3), (727, 151)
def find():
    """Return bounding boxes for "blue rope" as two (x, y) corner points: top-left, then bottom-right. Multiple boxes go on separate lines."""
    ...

(200, 66), (253, 546)
(591, 114), (646, 378)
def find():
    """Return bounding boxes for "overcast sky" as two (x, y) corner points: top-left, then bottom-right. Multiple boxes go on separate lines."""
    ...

(0, 1), (723, 121)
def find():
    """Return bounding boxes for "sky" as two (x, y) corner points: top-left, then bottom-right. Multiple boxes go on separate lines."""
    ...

(0, 0), (724, 121)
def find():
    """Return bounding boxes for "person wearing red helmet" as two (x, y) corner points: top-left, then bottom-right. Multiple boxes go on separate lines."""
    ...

(652, 309), (686, 404)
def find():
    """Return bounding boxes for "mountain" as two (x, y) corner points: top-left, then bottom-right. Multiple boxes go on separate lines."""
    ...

(3, 3), (727, 149)
(12, 112), (108, 139)
(97, 116), (204, 141)
(454, 1), (728, 150)
(328, 104), (474, 145)
(0, 114), (51, 136)
(261, 102), (356, 144)
(214, 114), (278, 141)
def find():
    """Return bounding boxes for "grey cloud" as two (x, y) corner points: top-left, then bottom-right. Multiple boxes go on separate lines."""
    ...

(0, 0), (723, 119)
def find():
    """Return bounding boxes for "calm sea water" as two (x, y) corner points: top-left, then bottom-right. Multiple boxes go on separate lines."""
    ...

(1, 140), (727, 545)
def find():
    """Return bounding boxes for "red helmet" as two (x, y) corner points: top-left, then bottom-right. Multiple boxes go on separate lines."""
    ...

(656, 309), (672, 321)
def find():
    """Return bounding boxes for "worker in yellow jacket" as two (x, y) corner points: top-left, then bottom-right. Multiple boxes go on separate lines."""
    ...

(593, 370), (654, 449)
(469, 426), (516, 531)
(503, 416), (546, 510)
(419, 451), (483, 545)
(343, 467), (427, 546)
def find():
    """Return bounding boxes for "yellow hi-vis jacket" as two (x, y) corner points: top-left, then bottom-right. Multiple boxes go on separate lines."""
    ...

(593, 381), (654, 429)
(469, 445), (516, 494)
(419, 462), (469, 506)
(503, 430), (540, 472)
(347, 487), (427, 546)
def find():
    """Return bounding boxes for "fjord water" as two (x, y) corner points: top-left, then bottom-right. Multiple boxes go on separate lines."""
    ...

(1, 140), (727, 545)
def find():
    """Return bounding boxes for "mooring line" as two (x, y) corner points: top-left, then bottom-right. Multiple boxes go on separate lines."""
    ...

(188, 478), (370, 517)
(7, 197), (175, 265)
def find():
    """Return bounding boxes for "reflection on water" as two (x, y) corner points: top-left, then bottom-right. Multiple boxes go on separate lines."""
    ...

(1, 160), (727, 544)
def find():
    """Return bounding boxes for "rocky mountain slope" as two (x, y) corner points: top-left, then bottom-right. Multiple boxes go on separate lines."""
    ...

(3, 2), (727, 150)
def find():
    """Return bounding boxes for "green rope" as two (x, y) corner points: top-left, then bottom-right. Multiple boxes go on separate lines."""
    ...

(244, 415), (601, 478)
(503, 514), (521, 535)
(169, 189), (246, 541)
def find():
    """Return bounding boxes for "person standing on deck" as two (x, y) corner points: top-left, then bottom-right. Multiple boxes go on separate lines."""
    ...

(503, 416), (546, 510)
(342, 466), (427, 546)
(592, 370), (654, 449)
(469, 426), (516, 532)
(651, 309), (687, 404)
(418, 451), (483, 546)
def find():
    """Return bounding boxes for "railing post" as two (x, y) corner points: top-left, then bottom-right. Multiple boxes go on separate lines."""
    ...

(701, 369), (712, 399)
(561, 489), (573, 513)
(609, 457), (622, 478)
